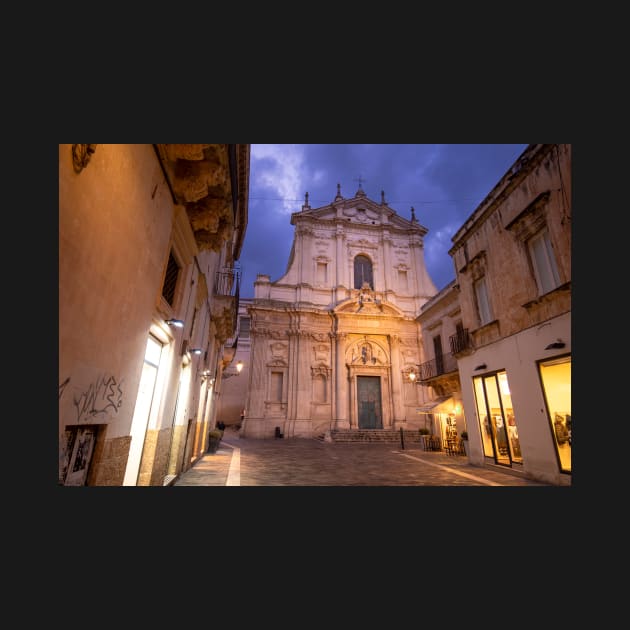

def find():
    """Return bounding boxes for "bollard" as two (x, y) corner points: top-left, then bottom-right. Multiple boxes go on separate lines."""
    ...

(400, 427), (405, 450)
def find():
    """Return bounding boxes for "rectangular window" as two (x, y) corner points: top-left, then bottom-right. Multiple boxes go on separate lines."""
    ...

(317, 262), (328, 284)
(239, 316), (250, 339)
(474, 276), (492, 326)
(271, 372), (283, 402)
(528, 229), (560, 295)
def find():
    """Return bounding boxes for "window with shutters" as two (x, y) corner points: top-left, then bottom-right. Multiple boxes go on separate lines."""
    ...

(162, 251), (180, 307)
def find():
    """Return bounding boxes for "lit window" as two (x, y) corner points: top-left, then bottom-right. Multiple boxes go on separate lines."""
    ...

(539, 356), (571, 474)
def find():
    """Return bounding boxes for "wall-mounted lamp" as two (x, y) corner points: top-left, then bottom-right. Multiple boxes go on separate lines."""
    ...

(474, 364), (487, 371)
(166, 319), (185, 328)
(545, 340), (566, 350)
(189, 348), (202, 355)
(223, 361), (244, 380)
(408, 370), (416, 382)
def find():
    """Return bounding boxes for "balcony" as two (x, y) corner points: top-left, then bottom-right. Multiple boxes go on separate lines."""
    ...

(211, 267), (241, 343)
(418, 352), (458, 382)
(449, 328), (474, 357)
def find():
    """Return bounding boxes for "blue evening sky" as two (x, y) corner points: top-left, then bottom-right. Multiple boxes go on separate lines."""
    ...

(239, 144), (528, 298)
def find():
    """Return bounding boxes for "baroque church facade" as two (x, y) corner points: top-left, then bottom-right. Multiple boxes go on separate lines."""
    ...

(241, 184), (439, 439)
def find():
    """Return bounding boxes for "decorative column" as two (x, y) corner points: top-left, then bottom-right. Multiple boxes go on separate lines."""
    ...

(286, 327), (300, 436)
(293, 330), (313, 437)
(329, 331), (336, 431)
(389, 334), (404, 427)
(335, 226), (346, 295)
(334, 332), (349, 429)
(382, 230), (391, 293)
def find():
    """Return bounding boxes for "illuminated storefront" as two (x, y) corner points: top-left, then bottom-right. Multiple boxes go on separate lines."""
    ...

(538, 355), (571, 474)
(473, 370), (523, 467)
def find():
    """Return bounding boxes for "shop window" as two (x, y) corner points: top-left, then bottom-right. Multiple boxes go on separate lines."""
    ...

(538, 355), (571, 474)
(123, 335), (165, 485)
(473, 370), (522, 466)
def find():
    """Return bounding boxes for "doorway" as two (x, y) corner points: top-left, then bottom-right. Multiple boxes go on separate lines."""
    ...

(357, 376), (382, 429)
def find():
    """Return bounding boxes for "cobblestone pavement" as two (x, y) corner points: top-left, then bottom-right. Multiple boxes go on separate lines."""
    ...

(173, 429), (551, 487)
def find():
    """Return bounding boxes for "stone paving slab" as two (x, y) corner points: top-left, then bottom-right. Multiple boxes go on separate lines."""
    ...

(173, 431), (551, 487)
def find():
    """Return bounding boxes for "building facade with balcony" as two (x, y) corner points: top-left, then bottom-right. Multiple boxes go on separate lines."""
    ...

(214, 298), (253, 428)
(415, 280), (469, 443)
(241, 184), (439, 439)
(59, 144), (249, 485)
(448, 144), (571, 485)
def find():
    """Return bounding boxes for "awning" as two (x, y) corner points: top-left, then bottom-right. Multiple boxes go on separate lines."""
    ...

(415, 396), (452, 414)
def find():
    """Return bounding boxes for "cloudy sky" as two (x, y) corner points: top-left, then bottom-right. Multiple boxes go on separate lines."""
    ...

(239, 144), (528, 298)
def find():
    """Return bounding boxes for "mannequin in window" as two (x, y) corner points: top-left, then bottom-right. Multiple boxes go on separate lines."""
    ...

(554, 414), (569, 445)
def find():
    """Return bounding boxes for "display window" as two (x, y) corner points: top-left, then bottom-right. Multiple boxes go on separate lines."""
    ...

(538, 355), (571, 474)
(473, 370), (522, 466)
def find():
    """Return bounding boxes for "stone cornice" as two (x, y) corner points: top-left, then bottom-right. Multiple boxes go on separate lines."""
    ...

(155, 144), (249, 258)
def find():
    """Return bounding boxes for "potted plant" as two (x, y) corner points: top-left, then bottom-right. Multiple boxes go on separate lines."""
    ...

(207, 428), (224, 454)
(418, 427), (432, 450)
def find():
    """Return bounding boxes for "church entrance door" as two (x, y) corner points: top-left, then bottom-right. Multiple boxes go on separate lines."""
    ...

(357, 376), (383, 429)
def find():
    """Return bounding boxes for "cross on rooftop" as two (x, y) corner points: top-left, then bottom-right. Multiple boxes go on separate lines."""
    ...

(354, 175), (366, 189)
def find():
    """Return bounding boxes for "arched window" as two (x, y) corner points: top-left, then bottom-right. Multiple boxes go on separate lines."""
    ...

(354, 255), (373, 290)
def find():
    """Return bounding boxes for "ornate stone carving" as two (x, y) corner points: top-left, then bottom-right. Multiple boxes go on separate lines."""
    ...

(313, 344), (330, 362)
(270, 341), (288, 361)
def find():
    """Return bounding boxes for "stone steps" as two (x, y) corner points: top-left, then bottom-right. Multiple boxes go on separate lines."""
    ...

(330, 429), (426, 443)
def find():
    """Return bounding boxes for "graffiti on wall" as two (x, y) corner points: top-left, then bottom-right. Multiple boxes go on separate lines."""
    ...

(59, 374), (124, 423)
(59, 377), (71, 400)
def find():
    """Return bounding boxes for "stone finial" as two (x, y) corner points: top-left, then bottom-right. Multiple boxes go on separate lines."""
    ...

(354, 175), (366, 196)
(381, 190), (385, 205)
(335, 182), (343, 201)
(302, 191), (310, 211)
(411, 206), (417, 222)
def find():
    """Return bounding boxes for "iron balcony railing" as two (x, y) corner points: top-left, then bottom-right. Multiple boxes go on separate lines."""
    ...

(449, 328), (473, 355)
(214, 266), (241, 337)
(418, 352), (458, 381)
(214, 267), (240, 298)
